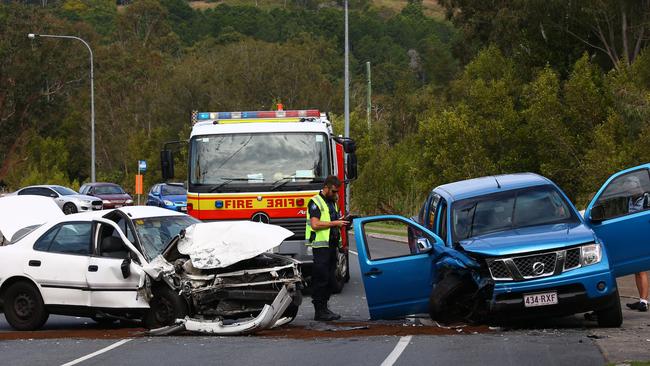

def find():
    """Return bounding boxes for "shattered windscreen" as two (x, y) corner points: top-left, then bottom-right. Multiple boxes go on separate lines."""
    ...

(133, 215), (200, 259)
(452, 185), (578, 242)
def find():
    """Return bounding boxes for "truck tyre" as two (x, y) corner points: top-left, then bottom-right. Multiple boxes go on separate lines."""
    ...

(332, 251), (349, 294)
(596, 290), (623, 327)
(3, 281), (49, 331)
(429, 273), (477, 324)
(144, 286), (188, 329)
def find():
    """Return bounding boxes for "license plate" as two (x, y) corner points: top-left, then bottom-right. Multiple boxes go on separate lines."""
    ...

(93, 205), (102, 210)
(114, 204), (123, 208)
(523, 292), (558, 307)
(180, 206), (187, 211)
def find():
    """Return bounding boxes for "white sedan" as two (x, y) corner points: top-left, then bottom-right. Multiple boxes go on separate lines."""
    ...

(0, 196), (302, 334)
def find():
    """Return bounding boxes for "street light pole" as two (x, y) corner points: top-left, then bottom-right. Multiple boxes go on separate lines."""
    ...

(28, 33), (96, 182)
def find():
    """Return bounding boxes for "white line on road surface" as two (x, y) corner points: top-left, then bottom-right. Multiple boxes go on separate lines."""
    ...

(349, 249), (358, 256)
(61, 338), (133, 366)
(380, 335), (412, 366)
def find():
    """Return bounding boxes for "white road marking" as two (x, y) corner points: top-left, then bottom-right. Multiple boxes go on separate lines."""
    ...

(380, 335), (412, 366)
(349, 249), (358, 256)
(61, 338), (133, 366)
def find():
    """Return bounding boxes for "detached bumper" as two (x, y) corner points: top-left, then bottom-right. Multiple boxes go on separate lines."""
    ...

(148, 285), (293, 336)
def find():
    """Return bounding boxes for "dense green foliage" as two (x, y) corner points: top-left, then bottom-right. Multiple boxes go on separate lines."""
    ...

(1, 0), (650, 216)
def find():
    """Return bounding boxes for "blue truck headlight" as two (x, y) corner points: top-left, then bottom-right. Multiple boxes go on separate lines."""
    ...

(163, 200), (173, 206)
(580, 243), (602, 266)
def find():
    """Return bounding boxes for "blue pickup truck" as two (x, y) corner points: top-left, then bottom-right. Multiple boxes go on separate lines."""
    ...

(353, 164), (650, 327)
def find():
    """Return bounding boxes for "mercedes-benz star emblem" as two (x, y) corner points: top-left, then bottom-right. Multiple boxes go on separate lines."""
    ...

(532, 262), (545, 276)
(251, 212), (270, 224)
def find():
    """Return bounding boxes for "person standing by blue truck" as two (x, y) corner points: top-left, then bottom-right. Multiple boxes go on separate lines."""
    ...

(305, 175), (349, 321)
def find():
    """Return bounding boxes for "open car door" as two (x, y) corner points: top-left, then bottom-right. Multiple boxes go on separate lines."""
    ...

(353, 215), (444, 320)
(584, 164), (650, 277)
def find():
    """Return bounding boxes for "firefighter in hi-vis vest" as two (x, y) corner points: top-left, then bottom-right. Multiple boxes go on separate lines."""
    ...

(305, 175), (349, 321)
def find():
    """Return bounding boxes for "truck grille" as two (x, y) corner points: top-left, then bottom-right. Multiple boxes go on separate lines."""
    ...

(513, 253), (557, 277)
(487, 245), (590, 281)
(269, 218), (305, 240)
(564, 248), (581, 270)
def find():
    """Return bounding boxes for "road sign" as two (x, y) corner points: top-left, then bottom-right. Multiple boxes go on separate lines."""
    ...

(138, 160), (147, 173)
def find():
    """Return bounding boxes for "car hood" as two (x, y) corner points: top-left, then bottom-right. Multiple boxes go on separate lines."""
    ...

(169, 221), (293, 269)
(161, 194), (186, 203)
(460, 222), (596, 257)
(68, 194), (101, 201)
(0, 196), (64, 241)
(95, 193), (131, 201)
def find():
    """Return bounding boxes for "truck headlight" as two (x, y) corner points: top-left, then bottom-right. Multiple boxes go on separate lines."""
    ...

(163, 200), (173, 206)
(580, 243), (602, 266)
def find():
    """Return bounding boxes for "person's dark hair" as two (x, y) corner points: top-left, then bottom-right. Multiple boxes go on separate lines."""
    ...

(323, 175), (341, 188)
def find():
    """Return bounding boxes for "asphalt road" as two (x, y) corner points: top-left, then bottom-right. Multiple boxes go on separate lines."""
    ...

(1, 237), (649, 365)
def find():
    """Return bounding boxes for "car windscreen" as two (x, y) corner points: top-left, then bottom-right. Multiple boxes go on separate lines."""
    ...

(189, 132), (330, 185)
(162, 185), (186, 196)
(133, 215), (200, 259)
(452, 185), (578, 242)
(51, 186), (78, 196)
(95, 185), (125, 195)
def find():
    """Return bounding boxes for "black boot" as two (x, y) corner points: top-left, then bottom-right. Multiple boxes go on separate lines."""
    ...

(314, 306), (339, 321)
(324, 307), (341, 320)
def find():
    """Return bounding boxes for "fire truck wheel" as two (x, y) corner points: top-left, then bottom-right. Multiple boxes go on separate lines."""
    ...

(332, 251), (349, 294)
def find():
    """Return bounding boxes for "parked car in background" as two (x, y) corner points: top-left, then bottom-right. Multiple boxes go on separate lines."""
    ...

(0, 196), (302, 334)
(15, 185), (103, 214)
(146, 183), (187, 212)
(80, 182), (133, 209)
(353, 165), (650, 328)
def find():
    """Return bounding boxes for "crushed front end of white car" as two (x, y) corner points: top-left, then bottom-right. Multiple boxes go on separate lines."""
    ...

(143, 221), (303, 335)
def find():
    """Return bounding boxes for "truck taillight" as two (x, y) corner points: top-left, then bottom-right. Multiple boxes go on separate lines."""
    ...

(297, 198), (304, 206)
(187, 203), (193, 211)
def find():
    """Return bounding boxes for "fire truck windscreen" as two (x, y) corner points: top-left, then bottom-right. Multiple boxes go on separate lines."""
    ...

(190, 132), (331, 186)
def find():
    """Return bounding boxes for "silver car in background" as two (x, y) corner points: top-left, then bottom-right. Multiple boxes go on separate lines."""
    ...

(15, 185), (103, 214)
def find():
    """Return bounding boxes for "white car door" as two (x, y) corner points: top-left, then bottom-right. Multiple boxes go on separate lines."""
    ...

(24, 222), (92, 306)
(86, 220), (148, 309)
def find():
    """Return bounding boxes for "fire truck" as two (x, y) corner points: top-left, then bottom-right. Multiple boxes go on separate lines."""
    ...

(161, 109), (357, 291)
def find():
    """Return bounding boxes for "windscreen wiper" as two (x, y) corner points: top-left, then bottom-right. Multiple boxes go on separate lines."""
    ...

(209, 178), (250, 193)
(270, 177), (323, 191)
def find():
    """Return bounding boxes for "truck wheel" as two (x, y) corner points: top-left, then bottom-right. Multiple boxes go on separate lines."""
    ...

(332, 251), (349, 294)
(596, 289), (623, 327)
(429, 273), (477, 324)
(3, 281), (49, 330)
(144, 286), (188, 329)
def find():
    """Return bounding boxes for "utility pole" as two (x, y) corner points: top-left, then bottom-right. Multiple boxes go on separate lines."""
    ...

(344, 0), (351, 213)
(366, 61), (371, 130)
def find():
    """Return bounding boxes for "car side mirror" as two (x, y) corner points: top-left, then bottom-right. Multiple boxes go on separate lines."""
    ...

(50, 193), (57, 198)
(589, 204), (606, 223)
(644, 193), (650, 209)
(121, 257), (131, 278)
(416, 237), (433, 253)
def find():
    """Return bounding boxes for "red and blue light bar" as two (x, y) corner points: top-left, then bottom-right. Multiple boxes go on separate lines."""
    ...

(197, 110), (320, 121)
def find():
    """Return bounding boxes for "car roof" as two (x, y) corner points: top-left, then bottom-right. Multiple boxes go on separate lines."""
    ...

(82, 182), (122, 187)
(435, 173), (552, 201)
